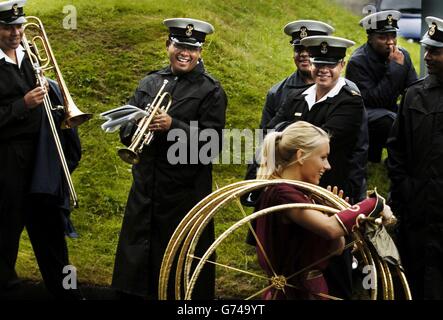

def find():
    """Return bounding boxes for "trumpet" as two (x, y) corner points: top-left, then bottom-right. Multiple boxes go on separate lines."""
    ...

(22, 16), (92, 207)
(118, 80), (172, 165)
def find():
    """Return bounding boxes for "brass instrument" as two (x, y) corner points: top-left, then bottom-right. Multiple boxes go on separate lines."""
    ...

(22, 16), (92, 207)
(118, 80), (172, 165)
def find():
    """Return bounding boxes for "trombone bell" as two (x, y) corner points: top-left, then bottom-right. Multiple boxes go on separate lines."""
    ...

(62, 105), (93, 129)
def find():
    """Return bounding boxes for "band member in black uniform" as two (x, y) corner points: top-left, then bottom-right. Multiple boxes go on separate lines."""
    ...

(0, 0), (82, 299)
(268, 35), (366, 205)
(260, 20), (334, 130)
(266, 35), (367, 299)
(387, 16), (443, 300)
(112, 18), (227, 300)
(346, 10), (417, 163)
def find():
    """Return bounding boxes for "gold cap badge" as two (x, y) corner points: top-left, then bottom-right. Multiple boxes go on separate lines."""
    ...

(321, 42), (328, 54)
(12, 4), (19, 16)
(300, 27), (308, 38)
(387, 15), (393, 26)
(429, 23), (437, 36)
(186, 24), (194, 37)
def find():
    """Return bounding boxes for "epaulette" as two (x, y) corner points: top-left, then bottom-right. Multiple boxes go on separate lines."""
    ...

(343, 79), (361, 96)
(147, 69), (161, 75)
(400, 77), (426, 95)
(405, 77), (425, 89)
(287, 86), (311, 101)
(203, 71), (218, 84)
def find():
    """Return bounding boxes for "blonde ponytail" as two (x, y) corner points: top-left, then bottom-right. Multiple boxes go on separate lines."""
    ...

(257, 121), (329, 180)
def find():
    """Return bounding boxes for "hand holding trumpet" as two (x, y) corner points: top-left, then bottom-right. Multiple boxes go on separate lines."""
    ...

(148, 109), (172, 131)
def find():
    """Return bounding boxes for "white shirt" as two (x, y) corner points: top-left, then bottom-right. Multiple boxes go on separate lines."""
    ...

(0, 45), (26, 68)
(303, 77), (347, 111)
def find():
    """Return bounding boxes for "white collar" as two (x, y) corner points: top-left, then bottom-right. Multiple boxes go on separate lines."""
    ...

(303, 77), (347, 110)
(0, 45), (26, 68)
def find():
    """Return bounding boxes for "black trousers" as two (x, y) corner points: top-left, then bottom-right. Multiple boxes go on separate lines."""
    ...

(368, 116), (394, 163)
(323, 244), (353, 299)
(399, 226), (443, 300)
(148, 219), (215, 300)
(0, 141), (81, 299)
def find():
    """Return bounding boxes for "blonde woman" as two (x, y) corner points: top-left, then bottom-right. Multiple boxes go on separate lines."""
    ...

(254, 121), (393, 300)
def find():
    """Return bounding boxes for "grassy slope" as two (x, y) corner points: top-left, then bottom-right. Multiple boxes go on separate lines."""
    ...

(16, 0), (420, 286)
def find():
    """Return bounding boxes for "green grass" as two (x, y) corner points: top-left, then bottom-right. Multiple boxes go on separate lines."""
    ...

(15, 0), (420, 294)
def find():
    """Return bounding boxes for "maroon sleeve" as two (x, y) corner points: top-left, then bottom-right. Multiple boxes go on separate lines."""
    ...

(335, 192), (384, 234)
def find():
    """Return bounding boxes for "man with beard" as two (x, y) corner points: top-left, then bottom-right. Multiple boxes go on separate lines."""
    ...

(346, 10), (417, 163)
(387, 16), (443, 300)
(260, 20), (334, 129)
(112, 18), (227, 300)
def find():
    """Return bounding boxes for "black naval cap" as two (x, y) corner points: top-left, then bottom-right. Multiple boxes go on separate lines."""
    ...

(301, 35), (355, 64)
(359, 10), (401, 34)
(421, 16), (443, 48)
(283, 20), (334, 47)
(163, 18), (214, 47)
(0, 0), (27, 25)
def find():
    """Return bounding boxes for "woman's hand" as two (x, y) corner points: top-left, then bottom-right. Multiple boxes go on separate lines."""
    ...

(327, 185), (349, 203)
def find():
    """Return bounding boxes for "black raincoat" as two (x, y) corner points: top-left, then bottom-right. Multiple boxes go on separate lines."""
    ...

(346, 43), (417, 123)
(260, 70), (310, 129)
(387, 75), (443, 299)
(267, 80), (367, 203)
(112, 61), (227, 299)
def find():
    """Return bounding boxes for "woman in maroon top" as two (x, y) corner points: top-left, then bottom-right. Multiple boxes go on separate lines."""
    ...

(254, 121), (394, 300)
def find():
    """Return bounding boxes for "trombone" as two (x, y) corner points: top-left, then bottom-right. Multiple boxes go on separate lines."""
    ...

(22, 16), (92, 208)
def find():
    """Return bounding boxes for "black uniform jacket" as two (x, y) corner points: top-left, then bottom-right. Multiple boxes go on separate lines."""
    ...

(0, 54), (81, 237)
(112, 61), (227, 296)
(346, 43), (417, 122)
(387, 75), (443, 226)
(267, 80), (366, 201)
(0, 53), (41, 140)
(260, 70), (310, 129)
(386, 75), (443, 298)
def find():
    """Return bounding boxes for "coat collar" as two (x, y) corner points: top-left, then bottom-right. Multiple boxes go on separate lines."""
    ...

(0, 45), (26, 68)
(424, 74), (443, 89)
(365, 42), (388, 63)
(286, 70), (310, 88)
(302, 77), (347, 110)
(158, 59), (205, 82)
